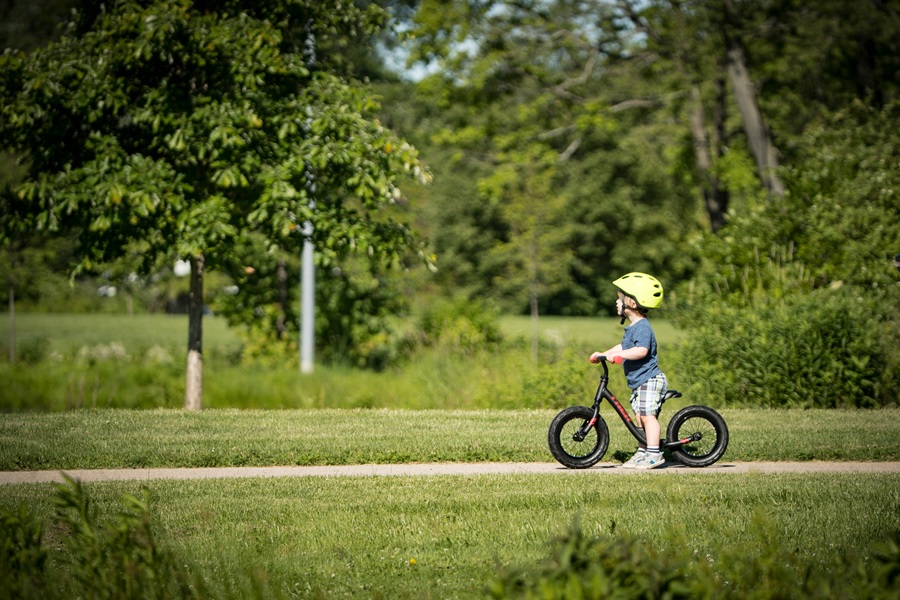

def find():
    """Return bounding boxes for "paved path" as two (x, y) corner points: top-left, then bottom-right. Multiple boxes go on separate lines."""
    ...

(2, 462), (900, 484)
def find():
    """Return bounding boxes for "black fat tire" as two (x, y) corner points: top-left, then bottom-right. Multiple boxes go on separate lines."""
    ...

(548, 406), (610, 469)
(666, 405), (729, 467)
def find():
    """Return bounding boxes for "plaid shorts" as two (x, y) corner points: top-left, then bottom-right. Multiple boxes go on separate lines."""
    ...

(629, 373), (668, 417)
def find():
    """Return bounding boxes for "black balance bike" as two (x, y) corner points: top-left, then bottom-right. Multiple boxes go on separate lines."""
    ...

(548, 356), (729, 469)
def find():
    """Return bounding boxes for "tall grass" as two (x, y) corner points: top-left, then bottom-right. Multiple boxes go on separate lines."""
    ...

(1, 313), (684, 411)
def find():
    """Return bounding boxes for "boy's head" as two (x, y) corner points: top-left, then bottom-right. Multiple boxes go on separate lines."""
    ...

(612, 273), (664, 315)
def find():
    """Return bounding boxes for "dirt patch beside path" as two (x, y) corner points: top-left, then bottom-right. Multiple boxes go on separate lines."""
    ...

(2, 461), (899, 485)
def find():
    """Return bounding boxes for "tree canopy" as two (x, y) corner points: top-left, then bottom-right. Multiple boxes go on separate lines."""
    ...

(0, 0), (430, 406)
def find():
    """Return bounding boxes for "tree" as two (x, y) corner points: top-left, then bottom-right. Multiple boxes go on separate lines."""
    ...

(401, 0), (703, 317)
(0, 0), (429, 408)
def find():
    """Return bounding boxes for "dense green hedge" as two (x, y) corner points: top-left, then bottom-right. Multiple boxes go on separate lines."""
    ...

(674, 286), (900, 407)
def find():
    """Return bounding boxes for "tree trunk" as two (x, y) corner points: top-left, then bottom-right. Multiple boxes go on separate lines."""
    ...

(689, 84), (730, 232)
(530, 285), (539, 366)
(185, 254), (204, 410)
(529, 234), (540, 365)
(726, 42), (784, 197)
(276, 258), (288, 340)
(7, 278), (14, 365)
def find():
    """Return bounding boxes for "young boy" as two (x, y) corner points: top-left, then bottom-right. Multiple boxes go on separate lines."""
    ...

(590, 273), (668, 470)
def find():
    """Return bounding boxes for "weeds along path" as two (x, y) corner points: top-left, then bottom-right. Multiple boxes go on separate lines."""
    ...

(2, 462), (900, 484)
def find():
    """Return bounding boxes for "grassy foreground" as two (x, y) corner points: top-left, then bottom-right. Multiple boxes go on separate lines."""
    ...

(1, 407), (900, 470)
(2, 314), (899, 597)
(2, 472), (898, 598)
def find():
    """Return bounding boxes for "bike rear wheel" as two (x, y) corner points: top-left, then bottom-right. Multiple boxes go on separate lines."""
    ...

(666, 405), (729, 467)
(548, 406), (610, 469)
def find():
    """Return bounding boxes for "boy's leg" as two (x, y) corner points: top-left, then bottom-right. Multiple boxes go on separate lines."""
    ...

(642, 414), (660, 449)
(621, 411), (647, 468)
(634, 414), (646, 449)
(634, 375), (667, 470)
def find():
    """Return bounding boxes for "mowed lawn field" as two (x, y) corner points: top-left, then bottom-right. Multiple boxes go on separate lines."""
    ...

(2, 313), (899, 598)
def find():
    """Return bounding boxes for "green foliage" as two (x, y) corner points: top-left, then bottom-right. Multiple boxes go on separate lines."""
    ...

(0, 0), (431, 384)
(0, 0), (429, 271)
(397, 0), (704, 317)
(489, 515), (900, 600)
(0, 504), (47, 597)
(409, 296), (503, 355)
(0, 475), (196, 599)
(488, 520), (693, 599)
(674, 101), (900, 408)
(0, 475), (290, 599)
(214, 244), (409, 370)
(50, 475), (181, 598)
(674, 286), (899, 407)
(784, 100), (900, 289)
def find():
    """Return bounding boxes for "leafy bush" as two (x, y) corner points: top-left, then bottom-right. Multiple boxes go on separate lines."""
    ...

(17, 335), (50, 365)
(476, 345), (597, 409)
(408, 296), (504, 355)
(674, 286), (899, 407)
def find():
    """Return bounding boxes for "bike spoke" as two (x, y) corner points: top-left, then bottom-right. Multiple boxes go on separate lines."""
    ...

(677, 417), (717, 458)
(560, 420), (597, 458)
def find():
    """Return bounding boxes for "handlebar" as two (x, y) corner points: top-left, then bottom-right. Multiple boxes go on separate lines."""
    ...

(589, 354), (623, 365)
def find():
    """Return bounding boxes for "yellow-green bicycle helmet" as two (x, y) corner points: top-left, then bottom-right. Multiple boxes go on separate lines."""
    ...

(612, 272), (664, 309)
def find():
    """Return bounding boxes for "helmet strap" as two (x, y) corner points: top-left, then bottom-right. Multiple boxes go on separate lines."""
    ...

(619, 295), (634, 325)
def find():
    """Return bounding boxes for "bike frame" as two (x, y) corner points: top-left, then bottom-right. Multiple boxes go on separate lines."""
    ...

(573, 358), (699, 450)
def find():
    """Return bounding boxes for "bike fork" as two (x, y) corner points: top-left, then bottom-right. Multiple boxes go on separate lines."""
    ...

(573, 415), (599, 442)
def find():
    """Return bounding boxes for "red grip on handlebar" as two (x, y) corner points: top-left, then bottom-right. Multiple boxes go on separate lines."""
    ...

(612, 356), (624, 364)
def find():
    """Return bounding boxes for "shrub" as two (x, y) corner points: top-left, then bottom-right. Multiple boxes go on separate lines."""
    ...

(674, 286), (900, 407)
(409, 296), (504, 355)
(17, 335), (50, 365)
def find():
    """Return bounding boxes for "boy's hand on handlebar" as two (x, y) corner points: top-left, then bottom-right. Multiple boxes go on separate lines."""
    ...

(589, 353), (624, 364)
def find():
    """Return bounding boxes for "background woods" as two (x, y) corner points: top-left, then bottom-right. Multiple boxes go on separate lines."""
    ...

(1, 0), (899, 408)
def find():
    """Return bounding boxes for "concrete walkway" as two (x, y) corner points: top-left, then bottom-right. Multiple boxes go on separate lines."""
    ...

(3, 461), (900, 484)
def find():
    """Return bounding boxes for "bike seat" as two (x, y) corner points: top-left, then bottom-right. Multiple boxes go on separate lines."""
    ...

(663, 390), (682, 401)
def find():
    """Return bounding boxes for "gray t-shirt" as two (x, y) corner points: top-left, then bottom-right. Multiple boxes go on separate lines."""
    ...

(621, 319), (662, 389)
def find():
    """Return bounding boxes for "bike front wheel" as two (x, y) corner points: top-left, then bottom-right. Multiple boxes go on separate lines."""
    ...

(548, 406), (610, 469)
(666, 405), (729, 467)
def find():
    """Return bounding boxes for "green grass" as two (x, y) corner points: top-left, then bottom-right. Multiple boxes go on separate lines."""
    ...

(1, 313), (677, 366)
(2, 473), (898, 598)
(3, 314), (899, 598)
(498, 315), (686, 348)
(0, 312), (242, 360)
(1, 407), (899, 470)
(0, 313), (683, 411)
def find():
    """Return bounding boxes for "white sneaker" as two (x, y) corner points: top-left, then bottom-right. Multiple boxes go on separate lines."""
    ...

(621, 451), (646, 469)
(635, 453), (666, 470)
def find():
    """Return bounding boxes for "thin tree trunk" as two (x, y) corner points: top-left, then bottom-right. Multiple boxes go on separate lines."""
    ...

(530, 285), (539, 366)
(276, 258), (288, 340)
(725, 40), (784, 196)
(689, 84), (730, 232)
(185, 254), (204, 410)
(529, 234), (540, 365)
(7, 278), (14, 365)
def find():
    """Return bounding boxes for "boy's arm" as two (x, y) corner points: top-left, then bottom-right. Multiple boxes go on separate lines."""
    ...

(590, 344), (648, 363)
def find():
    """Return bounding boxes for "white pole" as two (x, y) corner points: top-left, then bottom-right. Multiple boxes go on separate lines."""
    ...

(300, 228), (315, 374)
